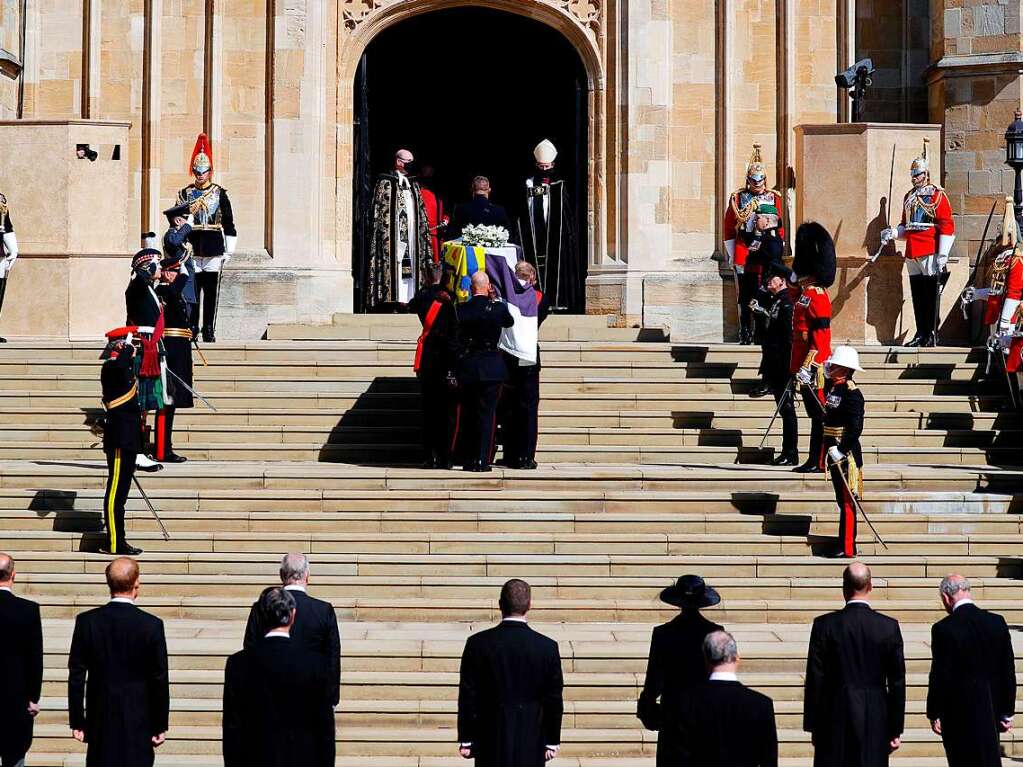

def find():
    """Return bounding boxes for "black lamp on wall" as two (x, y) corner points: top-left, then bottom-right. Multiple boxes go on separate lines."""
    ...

(1005, 110), (1023, 230)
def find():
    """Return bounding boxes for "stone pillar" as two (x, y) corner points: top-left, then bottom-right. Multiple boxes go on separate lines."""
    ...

(0, 120), (131, 339)
(795, 123), (974, 345)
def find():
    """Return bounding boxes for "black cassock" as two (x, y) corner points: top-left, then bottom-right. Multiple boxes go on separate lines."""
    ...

(223, 637), (335, 767)
(517, 174), (581, 312)
(67, 602), (170, 767)
(637, 611), (723, 767)
(457, 620), (564, 767)
(927, 603), (1016, 767)
(0, 591), (43, 764)
(803, 603), (905, 767)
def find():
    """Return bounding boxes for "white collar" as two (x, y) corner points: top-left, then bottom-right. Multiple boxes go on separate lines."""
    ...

(110, 597), (135, 604)
(953, 598), (975, 611)
(709, 671), (738, 682)
(283, 584), (307, 593)
(264, 631), (290, 639)
(0, 586), (11, 592)
(502, 616), (528, 623)
(846, 599), (871, 607)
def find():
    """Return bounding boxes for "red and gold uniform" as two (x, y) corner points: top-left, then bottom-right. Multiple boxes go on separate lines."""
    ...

(983, 243), (1023, 374)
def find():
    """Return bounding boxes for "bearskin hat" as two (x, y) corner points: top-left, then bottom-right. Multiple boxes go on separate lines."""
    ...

(793, 222), (836, 288)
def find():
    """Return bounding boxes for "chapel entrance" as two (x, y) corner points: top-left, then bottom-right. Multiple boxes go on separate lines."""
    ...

(351, 6), (589, 313)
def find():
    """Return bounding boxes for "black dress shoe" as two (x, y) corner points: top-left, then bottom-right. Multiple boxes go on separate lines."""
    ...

(748, 383), (772, 399)
(421, 458), (438, 469)
(515, 458), (538, 470)
(793, 461), (822, 474)
(162, 453), (187, 464)
(464, 462), (493, 473)
(772, 452), (800, 467)
(0, 336), (7, 343)
(904, 332), (925, 348)
(922, 333), (938, 348)
(100, 544), (143, 556)
(202, 329), (215, 343)
(823, 549), (855, 559)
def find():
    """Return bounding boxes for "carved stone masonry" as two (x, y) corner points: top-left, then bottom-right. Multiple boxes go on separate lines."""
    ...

(341, 0), (602, 42)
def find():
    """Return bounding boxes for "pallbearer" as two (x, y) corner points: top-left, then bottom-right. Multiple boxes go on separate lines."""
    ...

(822, 346), (866, 559)
(881, 139), (955, 347)
(791, 222), (835, 474)
(99, 328), (144, 555)
(723, 144), (785, 345)
(152, 202), (195, 463)
(177, 133), (237, 342)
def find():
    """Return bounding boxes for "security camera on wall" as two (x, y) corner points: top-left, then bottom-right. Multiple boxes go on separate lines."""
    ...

(835, 58), (874, 122)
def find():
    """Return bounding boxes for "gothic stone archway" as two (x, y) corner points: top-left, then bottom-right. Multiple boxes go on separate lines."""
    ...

(334, 0), (610, 311)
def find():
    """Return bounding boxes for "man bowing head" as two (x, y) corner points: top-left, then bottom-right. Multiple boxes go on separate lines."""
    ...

(457, 579), (564, 765)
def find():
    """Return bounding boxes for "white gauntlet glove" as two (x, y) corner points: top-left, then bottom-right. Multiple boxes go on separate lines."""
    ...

(827, 445), (844, 464)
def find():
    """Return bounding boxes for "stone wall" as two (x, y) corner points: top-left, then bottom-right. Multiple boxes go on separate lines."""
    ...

(855, 0), (930, 123)
(0, 0), (20, 118)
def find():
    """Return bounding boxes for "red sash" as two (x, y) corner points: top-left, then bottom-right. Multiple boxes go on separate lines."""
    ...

(414, 300), (444, 373)
(139, 311), (165, 378)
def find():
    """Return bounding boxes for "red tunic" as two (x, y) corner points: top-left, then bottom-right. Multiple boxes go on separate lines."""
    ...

(722, 190), (785, 269)
(420, 187), (445, 263)
(789, 285), (832, 374)
(983, 250), (1023, 372)
(899, 186), (954, 260)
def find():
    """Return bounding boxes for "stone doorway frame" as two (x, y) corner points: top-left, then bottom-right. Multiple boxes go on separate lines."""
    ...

(334, 0), (610, 310)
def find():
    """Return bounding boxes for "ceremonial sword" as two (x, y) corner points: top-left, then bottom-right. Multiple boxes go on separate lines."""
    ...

(166, 367), (218, 412)
(869, 144), (897, 263)
(826, 454), (888, 549)
(758, 379), (794, 450)
(131, 475), (170, 541)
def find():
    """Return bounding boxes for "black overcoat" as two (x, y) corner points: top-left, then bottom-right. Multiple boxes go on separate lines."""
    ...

(223, 637), (336, 767)
(457, 620), (564, 767)
(67, 602), (170, 767)
(675, 679), (778, 767)
(803, 603), (905, 767)
(242, 589), (342, 707)
(636, 610), (723, 767)
(927, 603), (1016, 767)
(0, 590), (43, 761)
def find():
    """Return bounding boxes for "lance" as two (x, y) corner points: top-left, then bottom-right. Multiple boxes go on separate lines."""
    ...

(827, 454), (888, 549)
(870, 144), (898, 263)
(131, 474), (170, 541)
(165, 366), (218, 412)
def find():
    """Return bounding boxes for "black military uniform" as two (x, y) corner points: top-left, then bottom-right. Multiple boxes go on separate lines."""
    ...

(154, 266), (193, 464)
(454, 294), (514, 471)
(0, 192), (16, 343)
(99, 335), (143, 555)
(409, 281), (457, 468)
(447, 194), (512, 240)
(500, 288), (550, 469)
(754, 264), (797, 465)
(124, 251), (166, 460)
(822, 378), (864, 558)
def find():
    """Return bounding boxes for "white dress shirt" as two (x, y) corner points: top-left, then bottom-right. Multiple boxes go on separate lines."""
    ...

(952, 598), (975, 611)
(110, 597), (135, 604)
(709, 671), (739, 682)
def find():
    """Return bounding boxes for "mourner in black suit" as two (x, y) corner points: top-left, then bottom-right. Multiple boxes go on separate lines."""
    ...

(674, 630), (778, 767)
(927, 574), (1016, 767)
(803, 563), (905, 767)
(0, 554), (43, 767)
(752, 262), (798, 466)
(447, 177), (512, 240)
(454, 271), (514, 472)
(242, 553), (342, 708)
(499, 261), (550, 470)
(457, 579), (563, 767)
(637, 574), (724, 767)
(224, 587), (335, 767)
(99, 328), (143, 555)
(409, 262), (458, 468)
(68, 558), (170, 767)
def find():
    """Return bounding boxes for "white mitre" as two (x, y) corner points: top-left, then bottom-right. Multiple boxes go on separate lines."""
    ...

(534, 139), (558, 164)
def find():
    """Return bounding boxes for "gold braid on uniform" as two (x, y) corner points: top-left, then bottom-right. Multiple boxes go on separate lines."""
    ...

(185, 185), (218, 219)
(730, 192), (759, 227)
(904, 187), (945, 220)
(0, 192), (7, 222)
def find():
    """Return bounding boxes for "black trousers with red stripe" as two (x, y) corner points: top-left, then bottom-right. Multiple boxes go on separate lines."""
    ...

(103, 447), (136, 553)
(829, 460), (858, 557)
(417, 374), (457, 463)
(800, 387), (825, 469)
(153, 407), (176, 460)
(459, 381), (502, 466)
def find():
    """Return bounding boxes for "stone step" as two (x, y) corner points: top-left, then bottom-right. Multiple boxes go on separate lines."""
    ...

(0, 441), (1014, 465)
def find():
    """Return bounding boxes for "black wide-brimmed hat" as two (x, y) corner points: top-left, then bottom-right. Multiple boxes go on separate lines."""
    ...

(659, 574), (721, 609)
(163, 201), (191, 224)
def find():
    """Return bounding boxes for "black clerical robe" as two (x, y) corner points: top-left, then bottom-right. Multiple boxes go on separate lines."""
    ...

(517, 174), (580, 311)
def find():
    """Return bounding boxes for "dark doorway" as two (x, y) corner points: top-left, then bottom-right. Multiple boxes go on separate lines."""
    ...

(352, 6), (589, 312)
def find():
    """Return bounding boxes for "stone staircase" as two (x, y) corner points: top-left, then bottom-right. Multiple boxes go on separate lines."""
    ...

(1, 327), (1022, 765)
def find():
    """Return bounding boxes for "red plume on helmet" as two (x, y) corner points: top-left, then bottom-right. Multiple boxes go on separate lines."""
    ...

(189, 132), (213, 176)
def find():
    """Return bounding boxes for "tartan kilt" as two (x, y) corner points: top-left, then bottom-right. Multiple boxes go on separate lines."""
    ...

(133, 343), (166, 411)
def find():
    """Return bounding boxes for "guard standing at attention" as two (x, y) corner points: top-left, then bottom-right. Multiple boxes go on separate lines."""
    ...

(790, 222), (836, 474)
(409, 261), (457, 468)
(822, 346), (866, 559)
(99, 328), (144, 556)
(454, 271), (513, 472)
